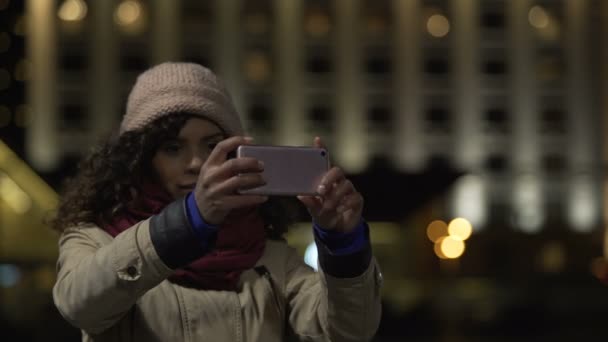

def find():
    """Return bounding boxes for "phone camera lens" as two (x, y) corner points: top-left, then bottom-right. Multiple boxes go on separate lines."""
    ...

(321, 151), (326, 157)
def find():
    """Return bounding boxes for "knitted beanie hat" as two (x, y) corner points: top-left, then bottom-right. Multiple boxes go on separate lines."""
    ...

(120, 62), (244, 136)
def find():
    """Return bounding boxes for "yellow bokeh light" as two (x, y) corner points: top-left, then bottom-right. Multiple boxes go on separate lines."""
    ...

(539, 241), (565, 273)
(58, 0), (87, 22)
(436, 236), (466, 259)
(529, 6), (549, 29)
(115, 0), (142, 26)
(305, 9), (331, 37)
(426, 220), (448, 242)
(448, 218), (473, 241)
(590, 257), (608, 280)
(244, 51), (271, 83)
(433, 237), (448, 259)
(427, 14), (450, 38)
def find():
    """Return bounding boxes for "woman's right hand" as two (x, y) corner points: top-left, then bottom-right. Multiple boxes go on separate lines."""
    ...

(193, 136), (268, 225)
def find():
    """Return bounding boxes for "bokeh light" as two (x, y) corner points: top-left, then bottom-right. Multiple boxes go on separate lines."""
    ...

(539, 241), (565, 273)
(244, 51), (271, 83)
(568, 174), (597, 233)
(448, 218), (473, 241)
(58, 0), (87, 22)
(0, 264), (21, 288)
(426, 220), (448, 242)
(591, 257), (608, 284)
(115, 0), (141, 26)
(452, 174), (487, 230)
(529, 6), (549, 29)
(427, 14), (450, 38)
(433, 237), (448, 259)
(114, 0), (146, 35)
(513, 173), (544, 233)
(439, 236), (466, 259)
(305, 8), (330, 37)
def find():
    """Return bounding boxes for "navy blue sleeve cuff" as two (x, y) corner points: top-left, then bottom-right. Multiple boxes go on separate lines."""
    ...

(313, 219), (372, 278)
(185, 192), (219, 249)
(313, 218), (368, 255)
(149, 199), (205, 269)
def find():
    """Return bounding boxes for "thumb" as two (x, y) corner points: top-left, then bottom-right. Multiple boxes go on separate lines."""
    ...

(297, 195), (322, 215)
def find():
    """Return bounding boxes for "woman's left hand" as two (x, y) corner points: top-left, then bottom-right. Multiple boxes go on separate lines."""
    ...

(297, 137), (364, 233)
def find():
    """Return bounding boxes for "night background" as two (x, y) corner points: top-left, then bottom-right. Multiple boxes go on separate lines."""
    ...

(1, 0), (608, 341)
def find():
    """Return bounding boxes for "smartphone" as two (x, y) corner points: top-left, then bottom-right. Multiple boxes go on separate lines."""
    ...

(236, 145), (330, 196)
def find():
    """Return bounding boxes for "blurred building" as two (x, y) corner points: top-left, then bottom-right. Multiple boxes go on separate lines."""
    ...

(22, 0), (604, 233)
(2, 0), (608, 340)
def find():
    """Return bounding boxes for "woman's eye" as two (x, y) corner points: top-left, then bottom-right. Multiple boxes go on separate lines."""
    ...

(207, 142), (219, 150)
(162, 143), (181, 154)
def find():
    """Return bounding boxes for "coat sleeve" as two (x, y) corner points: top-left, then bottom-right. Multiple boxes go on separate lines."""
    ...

(53, 199), (211, 334)
(284, 242), (383, 342)
(52, 219), (173, 334)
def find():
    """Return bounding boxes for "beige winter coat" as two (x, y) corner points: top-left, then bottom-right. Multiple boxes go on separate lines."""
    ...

(53, 218), (382, 341)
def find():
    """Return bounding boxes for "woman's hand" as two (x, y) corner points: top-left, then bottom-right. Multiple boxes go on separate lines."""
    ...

(298, 137), (364, 233)
(194, 136), (268, 225)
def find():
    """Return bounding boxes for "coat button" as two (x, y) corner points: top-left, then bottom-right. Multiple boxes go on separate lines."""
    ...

(127, 266), (138, 277)
(376, 270), (383, 286)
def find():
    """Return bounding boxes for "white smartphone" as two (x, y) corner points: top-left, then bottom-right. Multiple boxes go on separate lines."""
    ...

(236, 145), (330, 196)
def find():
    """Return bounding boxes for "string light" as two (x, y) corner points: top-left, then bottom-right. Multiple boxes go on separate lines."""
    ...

(528, 6), (549, 29)
(114, 0), (146, 35)
(427, 14), (450, 38)
(58, 0), (87, 22)
(426, 220), (448, 243)
(448, 218), (473, 241)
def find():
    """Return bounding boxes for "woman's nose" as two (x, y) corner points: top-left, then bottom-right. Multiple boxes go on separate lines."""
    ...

(186, 154), (204, 172)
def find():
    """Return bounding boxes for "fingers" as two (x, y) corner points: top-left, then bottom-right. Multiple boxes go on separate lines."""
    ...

(205, 136), (253, 166)
(297, 195), (322, 214)
(313, 136), (325, 149)
(203, 157), (264, 184)
(320, 179), (354, 212)
(194, 136), (267, 224)
(336, 192), (364, 214)
(317, 167), (344, 195)
(213, 173), (266, 194)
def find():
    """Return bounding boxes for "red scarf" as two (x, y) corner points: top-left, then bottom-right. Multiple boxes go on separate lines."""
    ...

(103, 184), (266, 291)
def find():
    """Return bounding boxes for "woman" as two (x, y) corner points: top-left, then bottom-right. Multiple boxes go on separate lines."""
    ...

(52, 62), (382, 341)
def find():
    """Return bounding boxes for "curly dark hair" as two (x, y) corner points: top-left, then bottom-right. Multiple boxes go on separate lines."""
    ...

(51, 113), (301, 239)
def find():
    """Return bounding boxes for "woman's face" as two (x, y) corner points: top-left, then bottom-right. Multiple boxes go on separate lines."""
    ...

(152, 117), (224, 199)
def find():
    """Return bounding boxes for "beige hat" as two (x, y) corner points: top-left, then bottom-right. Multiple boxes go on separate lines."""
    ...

(120, 62), (244, 136)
